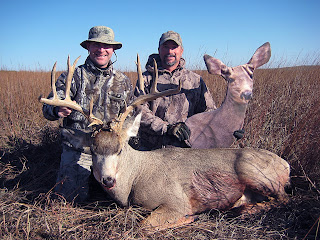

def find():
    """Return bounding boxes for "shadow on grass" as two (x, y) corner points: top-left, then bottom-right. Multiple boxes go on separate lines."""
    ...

(0, 126), (112, 205)
(0, 127), (61, 201)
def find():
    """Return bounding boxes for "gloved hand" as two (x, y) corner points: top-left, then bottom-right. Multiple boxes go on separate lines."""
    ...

(167, 122), (191, 141)
(233, 129), (245, 140)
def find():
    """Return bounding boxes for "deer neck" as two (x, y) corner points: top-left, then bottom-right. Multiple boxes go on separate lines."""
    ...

(119, 143), (145, 177)
(217, 90), (248, 127)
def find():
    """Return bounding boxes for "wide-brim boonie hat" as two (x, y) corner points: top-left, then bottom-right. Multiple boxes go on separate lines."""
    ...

(159, 30), (183, 48)
(80, 26), (122, 50)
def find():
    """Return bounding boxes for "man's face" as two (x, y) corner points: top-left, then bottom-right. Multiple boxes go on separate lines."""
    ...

(87, 42), (114, 68)
(158, 40), (184, 71)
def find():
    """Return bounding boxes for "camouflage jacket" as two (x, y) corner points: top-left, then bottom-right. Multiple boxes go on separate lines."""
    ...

(43, 57), (134, 150)
(136, 54), (216, 150)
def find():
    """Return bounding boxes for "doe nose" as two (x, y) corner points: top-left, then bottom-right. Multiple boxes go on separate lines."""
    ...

(102, 176), (116, 189)
(241, 91), (252, 100)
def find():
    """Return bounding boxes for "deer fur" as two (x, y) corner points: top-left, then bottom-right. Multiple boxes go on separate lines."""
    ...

(62, 112), (290, 230)
(186, 42), (271, 148)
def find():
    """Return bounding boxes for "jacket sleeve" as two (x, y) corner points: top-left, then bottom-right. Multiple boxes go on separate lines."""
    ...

(42, 71), (77, 121)
(139, 102), (169, 135)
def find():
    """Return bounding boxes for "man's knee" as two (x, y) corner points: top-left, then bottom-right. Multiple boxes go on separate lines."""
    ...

(55, 148), (92, 202)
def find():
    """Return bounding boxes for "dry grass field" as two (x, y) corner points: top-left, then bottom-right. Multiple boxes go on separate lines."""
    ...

(0, 63), (319, 239)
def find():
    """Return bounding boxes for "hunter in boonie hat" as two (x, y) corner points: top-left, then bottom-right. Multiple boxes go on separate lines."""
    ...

(159, 31), (183, 48)
(80, 26), (122, 50)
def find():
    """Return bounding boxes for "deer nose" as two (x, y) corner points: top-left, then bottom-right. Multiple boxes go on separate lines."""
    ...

(241, 91), (252, 100)
(102, 176), (116, 189)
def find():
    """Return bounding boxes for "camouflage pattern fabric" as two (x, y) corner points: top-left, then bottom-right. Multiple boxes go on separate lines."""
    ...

(135, 54), (216, 150)
(54, 145), (92, 202)
(43, 57), (134, 201)
(43, 57), (134, 147)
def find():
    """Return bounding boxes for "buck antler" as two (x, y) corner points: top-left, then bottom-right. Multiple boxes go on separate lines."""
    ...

(39, 56), (103, 126)
(40, 55), (181, 130)
(113, 54), (182, 131)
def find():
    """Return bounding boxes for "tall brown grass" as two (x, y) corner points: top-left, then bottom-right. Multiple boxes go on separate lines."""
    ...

(0, 64), (319, 239)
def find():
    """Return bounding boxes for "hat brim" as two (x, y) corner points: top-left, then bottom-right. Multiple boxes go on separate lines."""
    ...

(80, 39), (122, 50)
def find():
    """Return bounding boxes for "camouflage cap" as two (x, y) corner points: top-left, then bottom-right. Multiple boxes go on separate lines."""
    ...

(80, 26), (122, 50)
(159, 31), (183, 48)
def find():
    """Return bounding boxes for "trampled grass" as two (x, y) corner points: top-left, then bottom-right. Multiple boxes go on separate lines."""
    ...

(0, 64), (319, 239)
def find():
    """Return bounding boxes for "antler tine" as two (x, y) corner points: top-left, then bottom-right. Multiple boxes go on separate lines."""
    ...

(151, 58), (159, 93)
(114, 54), (182, 132)
(51, 61), (58, 100)
(88, 97), (104, 127)
(65, 55), (80, 101)
(130, 55), (182, 107)
(39, 56), (103, 127)
(136, 54), (145, 95)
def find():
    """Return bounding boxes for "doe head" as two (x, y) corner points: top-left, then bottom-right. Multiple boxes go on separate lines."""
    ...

(204, 42), (271, 104)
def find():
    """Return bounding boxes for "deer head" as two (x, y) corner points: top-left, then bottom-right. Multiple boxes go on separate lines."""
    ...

(204, 42), (271, 104)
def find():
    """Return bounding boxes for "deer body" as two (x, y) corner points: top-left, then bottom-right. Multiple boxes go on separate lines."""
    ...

(86, 114), (290, 230)
(186, 98), (247, 148)
(186, 42), (271, 148)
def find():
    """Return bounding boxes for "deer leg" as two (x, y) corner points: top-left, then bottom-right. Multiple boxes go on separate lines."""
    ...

(237, 195), (289, 219)
(141, 205), (196, 231)
(232, 186), (289, 218)
(236, 151), (290, 203)
(241, 176), (289, 206)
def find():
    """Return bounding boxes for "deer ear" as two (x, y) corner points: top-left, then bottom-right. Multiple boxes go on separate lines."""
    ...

(61, 128), (92, 152)
(126, 112), (141, 138)
(247, 42), (271, 69)
(204, 54), (228, 76)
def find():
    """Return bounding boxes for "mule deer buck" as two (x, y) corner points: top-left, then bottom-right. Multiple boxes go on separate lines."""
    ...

(40, 50), (290, 230)
(184, 42), (271, 148)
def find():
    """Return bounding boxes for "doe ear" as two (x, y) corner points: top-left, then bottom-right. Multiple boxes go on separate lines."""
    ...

(126, 112), (142, 138)
(247, 42), (271, 69)
(204, 54), (228, 76)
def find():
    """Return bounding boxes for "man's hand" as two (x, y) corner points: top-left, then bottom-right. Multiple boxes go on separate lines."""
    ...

(57, 106), (72, 117)
(167, 122), (191, 141)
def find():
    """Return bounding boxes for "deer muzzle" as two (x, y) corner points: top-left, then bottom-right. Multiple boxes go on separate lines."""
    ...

(102, 176), (116, 189)
(240, 91), (252, 100)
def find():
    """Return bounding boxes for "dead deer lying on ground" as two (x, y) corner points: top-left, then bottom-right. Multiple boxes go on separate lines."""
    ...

(40, 52), (290, 230)
(184, 42), (271, 148)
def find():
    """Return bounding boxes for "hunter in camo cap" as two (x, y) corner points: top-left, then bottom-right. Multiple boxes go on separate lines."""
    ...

(43, 25), (133, 202)
(159, 30), (183, 48)
(80, 26), (122, 50)
(135, 30), (216, 150)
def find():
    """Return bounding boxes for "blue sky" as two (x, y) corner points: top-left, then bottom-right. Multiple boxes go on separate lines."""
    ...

(1, 0), (319, 71)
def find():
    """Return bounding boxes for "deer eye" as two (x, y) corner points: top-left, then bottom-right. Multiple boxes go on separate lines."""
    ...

(117, 149), (122, 156)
